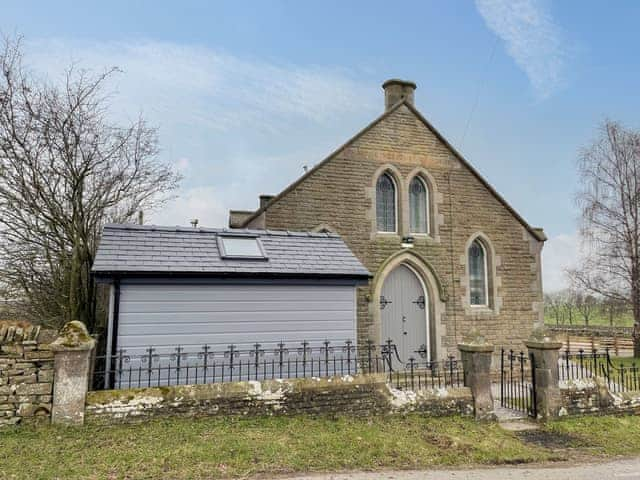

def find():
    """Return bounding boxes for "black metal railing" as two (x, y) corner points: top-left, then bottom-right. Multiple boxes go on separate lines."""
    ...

(500, 349), (536, 418)
(560, 348), (640, 393)
(559, 349), (609, 381)
(387, 356), (462, 391)
(90, 339), (463, 391)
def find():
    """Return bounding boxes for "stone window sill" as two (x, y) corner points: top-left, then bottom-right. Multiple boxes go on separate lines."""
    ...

(464, 305), (496, 317)
(374, 232), (401, 241)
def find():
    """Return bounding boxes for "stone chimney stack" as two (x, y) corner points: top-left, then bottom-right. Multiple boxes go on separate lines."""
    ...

(382, 79), (417, 111)
(259, 195), (275, 209)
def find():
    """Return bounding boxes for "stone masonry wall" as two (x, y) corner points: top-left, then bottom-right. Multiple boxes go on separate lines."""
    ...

(255, 104), (544, 356)
(0, 326), (56, 426)
(559, 378), (640, 417)
(85, 374), (473, 424)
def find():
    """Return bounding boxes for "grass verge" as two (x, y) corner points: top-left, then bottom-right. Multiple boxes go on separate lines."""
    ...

(544, 415), (640, 456)
(0, 415), (551, 480)
(3, 414), (640, 479)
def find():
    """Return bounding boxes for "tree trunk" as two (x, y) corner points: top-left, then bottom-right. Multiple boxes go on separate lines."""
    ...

(634, 316), (640, 358)
(632, 266), (640, 358)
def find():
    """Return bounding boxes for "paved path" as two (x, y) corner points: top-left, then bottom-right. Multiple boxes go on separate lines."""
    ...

(279, 457), (640, 480)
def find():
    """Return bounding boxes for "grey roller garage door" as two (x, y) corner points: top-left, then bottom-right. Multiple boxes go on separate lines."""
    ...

(117, 282), (356, 354)
(111, 282), (358, 387)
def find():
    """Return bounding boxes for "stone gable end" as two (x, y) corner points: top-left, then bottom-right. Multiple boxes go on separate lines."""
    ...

(248, 101), (543, 356)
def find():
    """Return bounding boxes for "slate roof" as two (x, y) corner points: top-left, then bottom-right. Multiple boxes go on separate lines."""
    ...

(92, 224), (370, 278)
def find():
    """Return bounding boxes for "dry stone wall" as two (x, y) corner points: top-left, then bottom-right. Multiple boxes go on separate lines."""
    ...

(0, 326), (56, 426)
(85, 374), (473, 424)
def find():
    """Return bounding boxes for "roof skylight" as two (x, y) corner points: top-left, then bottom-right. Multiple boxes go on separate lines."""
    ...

(218, 236), (267, 259)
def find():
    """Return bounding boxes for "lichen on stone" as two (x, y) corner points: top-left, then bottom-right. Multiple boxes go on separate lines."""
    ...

(460, 328), (488, 346)
(528, 325), (558, 344)
(559, 378), (597, 390)
(387, 386), (417, 408)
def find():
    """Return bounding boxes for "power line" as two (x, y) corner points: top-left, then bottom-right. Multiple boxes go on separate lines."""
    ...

(460, 37), (500, 147)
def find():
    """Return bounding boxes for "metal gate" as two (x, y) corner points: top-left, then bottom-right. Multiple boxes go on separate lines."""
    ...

(500, 349), (537, 418)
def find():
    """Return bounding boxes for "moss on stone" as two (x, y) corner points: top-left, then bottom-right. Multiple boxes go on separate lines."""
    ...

(50, 321), (94, 350)
(84, 374), (474, 425)
(87, 381), (251, 406)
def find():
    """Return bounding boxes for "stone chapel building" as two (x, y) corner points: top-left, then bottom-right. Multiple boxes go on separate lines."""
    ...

(229, 79), (545, 361)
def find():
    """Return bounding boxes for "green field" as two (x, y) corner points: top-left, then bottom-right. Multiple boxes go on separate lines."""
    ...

(544, 309), (634, 328)
(609, 356), (640, 369)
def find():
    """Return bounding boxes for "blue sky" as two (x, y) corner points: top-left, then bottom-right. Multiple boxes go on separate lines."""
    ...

(3, 1), (640, 291)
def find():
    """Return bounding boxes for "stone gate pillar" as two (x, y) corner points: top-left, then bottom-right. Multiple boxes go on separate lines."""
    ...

(50, 321), (95, 425)
(525, 327), (562, 421)
(458, 330), (495, 420)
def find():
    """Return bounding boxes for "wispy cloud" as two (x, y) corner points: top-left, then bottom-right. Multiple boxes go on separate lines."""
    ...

(25, 39), (377, 133)
(22, 38), (378, 227)
(475, 0), (566, 99)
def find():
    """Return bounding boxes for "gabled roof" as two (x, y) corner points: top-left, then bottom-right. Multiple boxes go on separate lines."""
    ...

(238, 100), (546, 242)
(92, 224), (371, 278)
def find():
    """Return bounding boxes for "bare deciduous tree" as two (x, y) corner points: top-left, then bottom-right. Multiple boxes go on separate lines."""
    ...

(559, 288), (577, 326)
(0, 36), (181, 332)
(574, 290), (597, 327)
(569, 120), (640, 356)
(545, 291), (566, 326)
(601, 297), (627, 327)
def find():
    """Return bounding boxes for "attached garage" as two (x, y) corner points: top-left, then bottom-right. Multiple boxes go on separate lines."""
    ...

(92, 224), (370, 387)
(117, 283), (360, 353)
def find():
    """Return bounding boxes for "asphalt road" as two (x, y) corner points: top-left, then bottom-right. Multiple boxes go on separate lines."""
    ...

(280, 457), (640, 480)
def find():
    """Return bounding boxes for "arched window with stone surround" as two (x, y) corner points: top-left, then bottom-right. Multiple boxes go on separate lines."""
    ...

(376, 172), (397, 232)
(409, 176), (429, 234)
(468, 239), (488, 306)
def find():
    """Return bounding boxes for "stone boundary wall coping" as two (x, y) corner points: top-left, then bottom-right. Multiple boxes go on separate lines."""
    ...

(85, 374), (473, 424)
(0, 324), (58, 345)
(0, 325), (41, 344)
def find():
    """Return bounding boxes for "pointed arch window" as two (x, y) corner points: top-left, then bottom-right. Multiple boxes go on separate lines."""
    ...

(376, 173), (397, 232)
(409, 176), (429, 234)
(468, 239), (488, 306)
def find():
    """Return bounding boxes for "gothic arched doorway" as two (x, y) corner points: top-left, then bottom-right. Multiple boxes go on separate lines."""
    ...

(380, 264), (429, 363)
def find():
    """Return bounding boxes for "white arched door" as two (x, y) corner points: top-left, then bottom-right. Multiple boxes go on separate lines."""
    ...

(380, 264), (429, 364)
